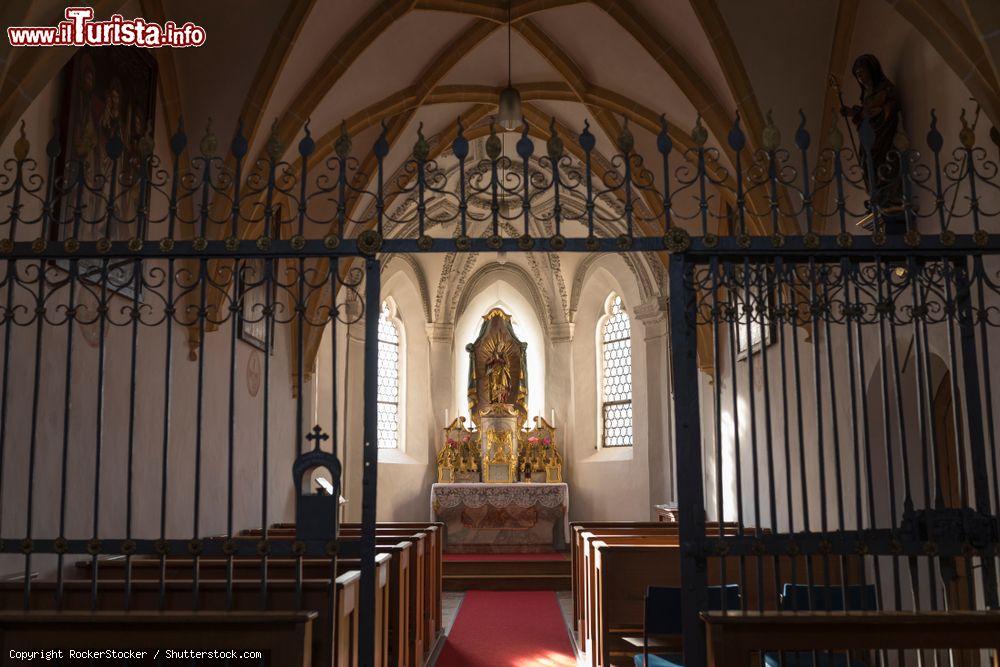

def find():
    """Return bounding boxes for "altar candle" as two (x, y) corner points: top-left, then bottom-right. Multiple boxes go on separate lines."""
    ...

(550, 408), (555, 425)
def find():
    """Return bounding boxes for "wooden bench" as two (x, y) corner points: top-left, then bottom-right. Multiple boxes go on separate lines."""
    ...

(0, 610), (318, 666)
(74, 544), (418, 666)
(702, 611), (1000, 667)
(0, 576), (361, 667)
(252, 521), (444, 657)
(590, 541), (843, 667)
(230, 529), (436, 662)
(580, 533), (679, 658)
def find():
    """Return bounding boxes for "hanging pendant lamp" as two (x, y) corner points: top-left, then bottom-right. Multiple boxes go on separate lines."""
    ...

(497, 1), (521, 130)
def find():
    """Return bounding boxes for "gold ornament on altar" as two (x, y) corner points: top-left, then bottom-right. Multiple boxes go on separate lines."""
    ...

(484, 428), (516, 483)
(519, 416), (563, 483)
(437, 417), (481, 483)
(466, 308), (527, 427)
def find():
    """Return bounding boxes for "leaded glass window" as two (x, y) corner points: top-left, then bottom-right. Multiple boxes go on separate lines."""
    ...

(377, 302), (401, 449)
(600, 294), (633, 447)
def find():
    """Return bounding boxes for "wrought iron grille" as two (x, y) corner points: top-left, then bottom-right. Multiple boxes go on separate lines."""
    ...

(669, 249), (1000, 667)
(2, 102), (1000, 667)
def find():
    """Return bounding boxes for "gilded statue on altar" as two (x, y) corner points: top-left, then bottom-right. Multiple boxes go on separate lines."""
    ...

(435, 307), (563, 484)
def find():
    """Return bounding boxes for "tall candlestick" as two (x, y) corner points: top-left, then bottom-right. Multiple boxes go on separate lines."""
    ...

(550, 408), (555, 425)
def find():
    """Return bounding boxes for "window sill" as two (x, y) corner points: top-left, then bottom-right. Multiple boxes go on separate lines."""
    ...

(377, 448), (421, 465)
(582, 446), (634, 463)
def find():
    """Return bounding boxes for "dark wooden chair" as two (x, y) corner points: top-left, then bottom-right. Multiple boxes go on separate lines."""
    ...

(626, 585), (741, 667)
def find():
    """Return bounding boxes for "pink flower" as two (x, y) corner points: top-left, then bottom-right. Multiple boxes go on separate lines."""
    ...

(528, 436), (539, 443)
(543, 438), (551, 445)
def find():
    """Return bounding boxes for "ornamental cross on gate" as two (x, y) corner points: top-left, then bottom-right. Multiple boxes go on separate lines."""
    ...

(307, 424), (329, 449)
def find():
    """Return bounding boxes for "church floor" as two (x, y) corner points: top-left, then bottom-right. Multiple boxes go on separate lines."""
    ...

(432, 590), (582, 666)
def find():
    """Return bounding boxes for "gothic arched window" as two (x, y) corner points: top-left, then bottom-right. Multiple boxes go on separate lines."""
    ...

(377, 300), (403, 449)
(599, 293), (633, 447)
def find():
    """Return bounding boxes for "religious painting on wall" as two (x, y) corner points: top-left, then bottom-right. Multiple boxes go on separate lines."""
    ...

(54, 46), (157, 299)
(236, 258), (275, 353)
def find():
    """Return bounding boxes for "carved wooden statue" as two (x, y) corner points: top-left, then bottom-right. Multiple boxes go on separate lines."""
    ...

(841, 53), (902, 214)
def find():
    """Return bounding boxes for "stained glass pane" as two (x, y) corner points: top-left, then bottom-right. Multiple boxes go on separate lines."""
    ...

(601, 295), (633, 447)
(377, 303), (400, 449)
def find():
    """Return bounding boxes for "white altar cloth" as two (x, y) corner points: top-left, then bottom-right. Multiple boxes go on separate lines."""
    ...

(430, 482), (570, 552)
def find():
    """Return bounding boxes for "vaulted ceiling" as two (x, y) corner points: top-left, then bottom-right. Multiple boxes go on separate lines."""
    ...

(3, 0), (1000, 200)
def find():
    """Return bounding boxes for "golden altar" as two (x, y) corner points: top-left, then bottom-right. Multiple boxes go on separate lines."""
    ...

(435, 308), (563, 485)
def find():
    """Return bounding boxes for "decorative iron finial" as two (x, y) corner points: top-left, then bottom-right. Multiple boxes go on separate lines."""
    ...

(298, 118), (315, 157)
(306, 424), (330, 450)
(453, 116), (469, 160)
(617, 116), (634, 153)
(485, 119), (502, 159)
(231, 118), (248, 159)
(657, 114), (672, 154)
(413, 122), (429, 161)
(761, 110), (780, 151)
(959, 108), (975, 149)
(170, 116), (187, 156)
(794, 109), (810, 151)
(138, 129), (155, 159)
(691, 114), (708, 147)
(926, 109), (943, 152)
(46, 119), (61, 159)
(727, 110), (745, 151)
(13, 120), (29, 161)
(374, 119), (389, 159)
(200, 117), (217, 157)
(334, 121), (351, 159)
(579, 119), (595, 152)
(266, 119), (284, 161)
(516, 119), (533, 159)
(547, 117), (564, 160)
(106, 126), (124, 160)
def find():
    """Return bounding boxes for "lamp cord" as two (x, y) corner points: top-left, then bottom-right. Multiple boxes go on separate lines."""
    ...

(507, 0), (512, 87)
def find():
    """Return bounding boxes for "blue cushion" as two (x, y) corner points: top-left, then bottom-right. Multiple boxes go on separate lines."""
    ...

(633, 652), (684, 667)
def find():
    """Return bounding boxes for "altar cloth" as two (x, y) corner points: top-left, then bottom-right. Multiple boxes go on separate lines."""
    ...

(431, 482), (569, 553)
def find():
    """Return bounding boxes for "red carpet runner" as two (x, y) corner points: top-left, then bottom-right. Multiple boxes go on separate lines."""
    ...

(435, 591), (577, 666)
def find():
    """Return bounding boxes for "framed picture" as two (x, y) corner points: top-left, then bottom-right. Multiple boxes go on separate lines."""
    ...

(237, 258), (275, 353)
(54, 46), (157, 300)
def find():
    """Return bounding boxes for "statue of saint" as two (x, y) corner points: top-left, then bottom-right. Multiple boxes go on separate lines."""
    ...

(840, 54), (902, 212)
(485, 343), (512, 405)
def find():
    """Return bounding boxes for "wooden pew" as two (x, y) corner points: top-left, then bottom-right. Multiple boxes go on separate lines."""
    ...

(574, 527), (681, 648)
(702, 611), (1000, 667)
(0, 576), (362, 667)
(231, 529), (435, 663)
(0, 610), (318, 666)
(590, 542), (842, 667)
(581, 534), (679, 661)
(249, 521), (443, 657)
(73, 545), (417, 666)
(72, 552), (396, 667)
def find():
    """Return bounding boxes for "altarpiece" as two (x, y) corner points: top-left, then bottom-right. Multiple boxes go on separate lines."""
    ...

(432, 308), (568, 552)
